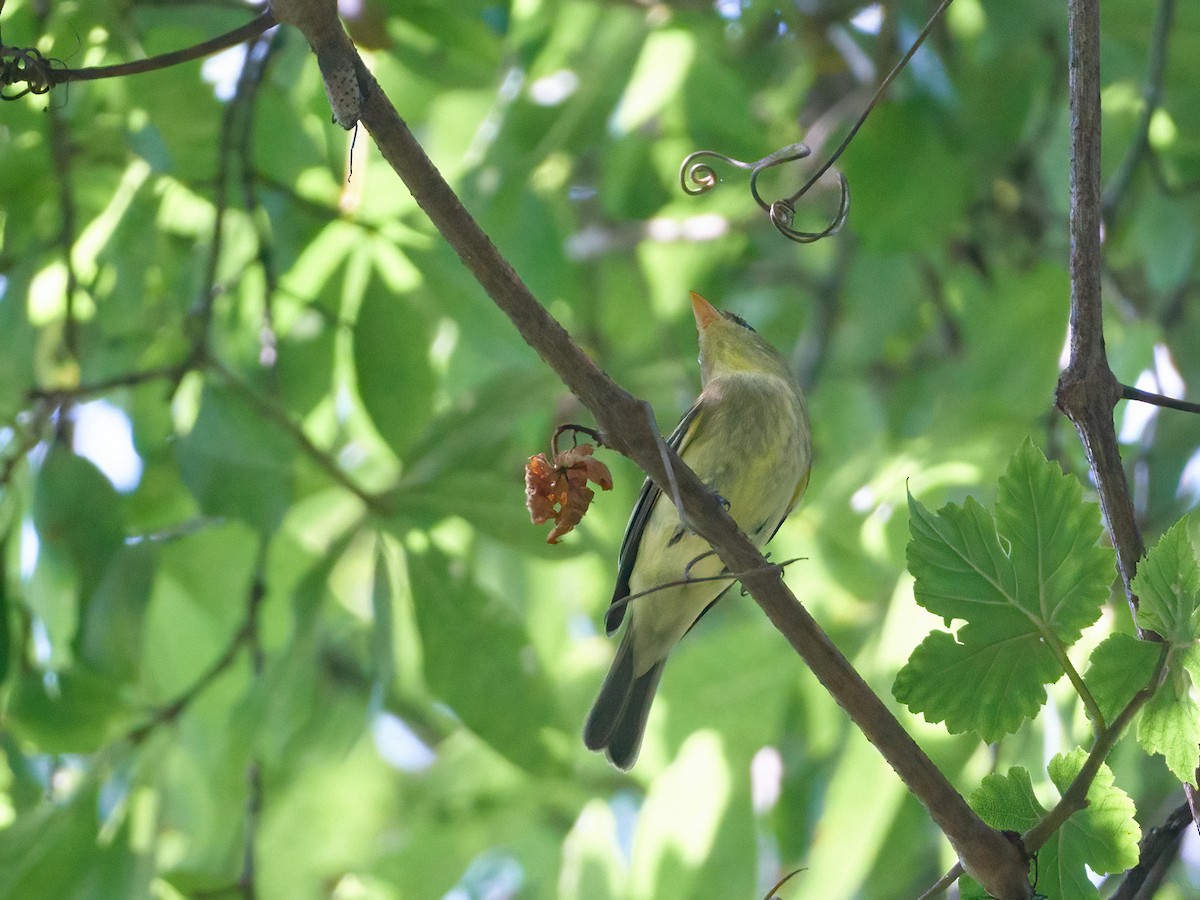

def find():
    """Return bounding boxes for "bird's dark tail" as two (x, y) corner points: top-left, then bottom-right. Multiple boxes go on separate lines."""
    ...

(583, 630), (664, 770)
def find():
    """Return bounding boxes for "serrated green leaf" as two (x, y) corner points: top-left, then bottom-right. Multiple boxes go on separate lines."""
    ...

(407, 546), (562, 772)
(968, 766), (1045, 832)
(1132, 514), (1200, 644)
(1084, 632), (1163, 724)
(900, 442), (1113, 739)
(1047, 750), (1141, 877)
(966, 752), (1139, 900)
(960, 770), (1041, 900)
(893, 629), (1058, 741)
(177, 384), (295, 535)
(1137, 674), (1200, 784)
(353, 270), (435, 461)
(995, 439), (1112, 643)
(906, 493), (1023, 626)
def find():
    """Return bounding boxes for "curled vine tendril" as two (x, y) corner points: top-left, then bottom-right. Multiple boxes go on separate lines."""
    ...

(679, 0), (956, 244)
(0, 44), (59, 100)
(679, 142), (848, 244)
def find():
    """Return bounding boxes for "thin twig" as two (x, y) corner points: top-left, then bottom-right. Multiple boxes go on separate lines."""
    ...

(2, 12), (279, 88)
(917, 862), (964, 899)
(603, 558), (805, 621)
(1022, 646), (1168, 852)
(1122, 384), (1200, 415)
(27, 362), (191, 402)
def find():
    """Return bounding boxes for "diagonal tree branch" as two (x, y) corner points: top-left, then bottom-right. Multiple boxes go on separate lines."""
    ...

(249, 5), (1035, 896)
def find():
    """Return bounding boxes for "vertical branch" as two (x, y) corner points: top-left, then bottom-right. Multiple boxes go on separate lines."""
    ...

(1057, 0), (1199, 839)
(1055, 0), (1146, 607)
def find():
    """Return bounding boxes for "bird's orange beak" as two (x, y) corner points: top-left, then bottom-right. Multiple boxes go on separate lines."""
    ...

(690, 291), (721, 330)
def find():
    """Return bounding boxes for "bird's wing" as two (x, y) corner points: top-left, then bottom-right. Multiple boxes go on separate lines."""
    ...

(603, 399), (706, 635)
(764, 465), (811, 544)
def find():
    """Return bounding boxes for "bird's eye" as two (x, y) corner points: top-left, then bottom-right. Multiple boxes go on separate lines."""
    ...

(722, 311), (756, 332)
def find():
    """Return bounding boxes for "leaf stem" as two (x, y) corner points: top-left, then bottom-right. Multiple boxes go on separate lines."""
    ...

(1022, 644), (1168, 852)
(1040, 626), (1106, 734)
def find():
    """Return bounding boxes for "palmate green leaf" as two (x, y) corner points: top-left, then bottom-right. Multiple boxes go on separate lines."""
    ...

(1046, 750), (1141, 885)
(406, 545), (562, 773)
(960, 768), (1041, 900)
(893, 628), (1059, 742)
(962, 751), (1139, 900)
(967, 766), (1045, 832)
(1137, 667), (1200, 784)
(1084, 632), (1163, 724)
(896, 441), (1112, 739)
(996, 439), (1113, 643)
(1132, 514), (1200, 644)
(1128, 515), (1200, 781)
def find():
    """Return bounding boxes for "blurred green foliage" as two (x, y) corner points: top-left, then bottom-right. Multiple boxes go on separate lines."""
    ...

(1, 0), (1200, 897)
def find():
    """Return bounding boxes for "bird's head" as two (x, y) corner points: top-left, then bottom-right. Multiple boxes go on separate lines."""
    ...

(690, 291), (793, 385)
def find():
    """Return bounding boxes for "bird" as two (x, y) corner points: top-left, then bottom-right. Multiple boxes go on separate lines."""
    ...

(583, 291), (812, 770)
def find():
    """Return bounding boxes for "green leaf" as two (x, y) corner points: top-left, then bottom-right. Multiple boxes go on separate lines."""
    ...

(905, 493), (1022, 624)
(896, 441), (1112, 739)
(370, 537), (396, 692)
(1084, 632), (1163, 724)
(1046, 750), (1141, 879)
(965, 752), (1139, 900)
(352, 269), (435, 461)
(407, 545), (563, 772)
(7, 668), (130, 752)
(968, 766), (1045, 833)
(1132, 513), (1200, 644)
(1137, 670), (1200, 784)
(893, 629), (1057, 742)
(0, 786), (100, 899)
(33, 444), (125, 593)
(177, 384), (295, 535)
(995, 439), (1112, 643)
(76, 543), (159, 680)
